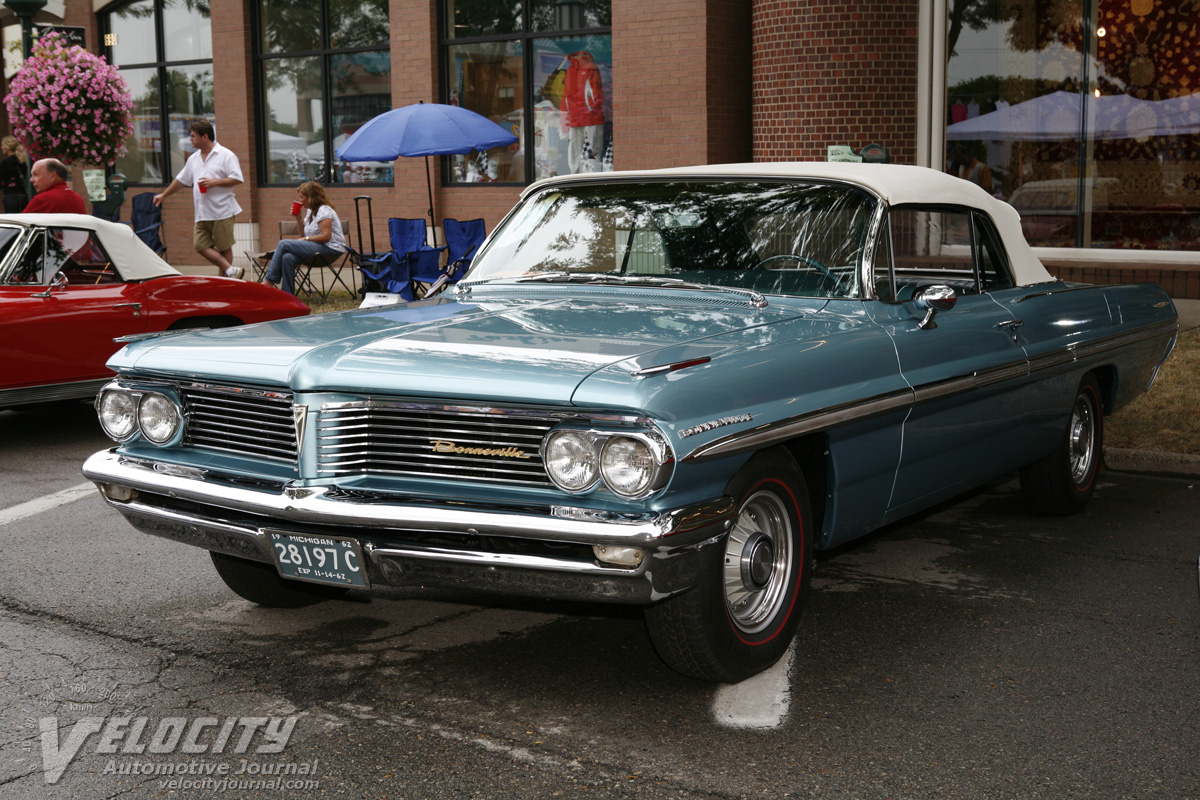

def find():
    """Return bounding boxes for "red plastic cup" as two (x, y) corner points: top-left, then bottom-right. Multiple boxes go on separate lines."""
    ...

(291, 201), (303, 215)
(198, 181), (207, 194)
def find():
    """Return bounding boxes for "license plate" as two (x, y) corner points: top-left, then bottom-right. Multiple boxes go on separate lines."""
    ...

(267, 531), (368, 588)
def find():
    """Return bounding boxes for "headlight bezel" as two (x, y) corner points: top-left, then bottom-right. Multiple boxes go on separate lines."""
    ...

(96, 387), (139, 441)
(542, 426), (673, 499)
(137, 391), (182, 444)
(95, 381), (185, 446)
(542, 429), (602, 493)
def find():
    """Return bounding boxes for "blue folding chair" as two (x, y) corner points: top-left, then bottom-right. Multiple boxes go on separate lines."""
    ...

(443, 218), (486, 281)
(418, 218), (486, 297)
(127, 192), (167, 260)
(358, 218), (444, 301)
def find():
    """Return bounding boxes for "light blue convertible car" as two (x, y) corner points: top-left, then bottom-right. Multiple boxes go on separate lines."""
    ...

(83, 163), (1178, 682)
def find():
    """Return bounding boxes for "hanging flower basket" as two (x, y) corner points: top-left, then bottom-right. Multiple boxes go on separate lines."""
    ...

(3, 32), (134, 168)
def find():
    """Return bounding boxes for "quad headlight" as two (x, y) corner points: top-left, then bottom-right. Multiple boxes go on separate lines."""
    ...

(137, 392), (181, 444)
(543, 428), (672, 498)
(543, 430), (599, 492)
(600, 436), (657, 497)
(97, 389), (138, 441)
(96, 384), (183, 445)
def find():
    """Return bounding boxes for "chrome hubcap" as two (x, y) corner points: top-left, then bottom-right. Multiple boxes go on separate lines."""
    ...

(1068, 393), (1096, 485)
(724, 490), (792, 634)
(740, 533), (774, 589)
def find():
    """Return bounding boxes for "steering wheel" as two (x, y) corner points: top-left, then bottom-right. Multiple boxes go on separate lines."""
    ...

(751, 253), (837, 282)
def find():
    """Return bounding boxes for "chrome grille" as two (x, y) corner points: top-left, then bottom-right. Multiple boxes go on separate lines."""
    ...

(317, 402), (558, 487)
(182, 384), (297, 462)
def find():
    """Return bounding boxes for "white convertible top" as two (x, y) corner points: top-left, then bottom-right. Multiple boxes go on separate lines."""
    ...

(526, 162), (1055, 287)
(0, 213), (178, 281)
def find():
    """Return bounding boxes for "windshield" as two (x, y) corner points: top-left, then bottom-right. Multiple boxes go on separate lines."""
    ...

(467, 180), (877, 299)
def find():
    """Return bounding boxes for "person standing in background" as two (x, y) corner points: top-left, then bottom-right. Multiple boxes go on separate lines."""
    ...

(23, 159), (86, 214)
(950, 146), (993, 194)
(0, 137), (29, 213)
(152, 121), (245, 279)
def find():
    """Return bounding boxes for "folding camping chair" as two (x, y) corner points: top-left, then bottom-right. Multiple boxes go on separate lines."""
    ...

(414, 218), (486, 299)
(127, 192), (167, 261)
(358, 218), (444, 301)
(439, 218), (486, 289)
(308, 219), (356, 300)
(248, 220), (350, 299)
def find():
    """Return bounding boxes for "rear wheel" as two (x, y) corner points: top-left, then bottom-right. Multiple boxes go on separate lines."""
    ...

(1020, 373), (1103, 515)
(210, 551), (348, 608)
(645, 449), (812, 682)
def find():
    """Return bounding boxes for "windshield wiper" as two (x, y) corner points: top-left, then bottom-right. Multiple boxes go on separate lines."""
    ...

(497, 272), (768, 307)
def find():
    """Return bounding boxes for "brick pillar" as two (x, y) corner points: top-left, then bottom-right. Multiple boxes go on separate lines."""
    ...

(752, 0), (920, 164)
(209, 0), (256, 222)
(612, 0), (751, 170)
(390, 0), (440, 239)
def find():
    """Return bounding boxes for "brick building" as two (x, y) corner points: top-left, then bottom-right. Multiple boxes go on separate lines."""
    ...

(3, 0), (1197, 297)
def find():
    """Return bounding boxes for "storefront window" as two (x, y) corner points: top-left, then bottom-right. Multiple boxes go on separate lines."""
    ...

(442, 0), (612, 184)
(448, 41), (524, 182)
(255, 0), (391, 185)
(103, 0), (214, 186)
(946, 0), (1200, 251)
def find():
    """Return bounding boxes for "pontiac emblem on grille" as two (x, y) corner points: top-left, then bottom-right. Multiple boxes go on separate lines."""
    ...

(430, 439), (532, 459)
(293, 405), (308, 457)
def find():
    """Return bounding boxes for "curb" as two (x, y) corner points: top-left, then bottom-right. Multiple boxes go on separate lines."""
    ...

(1104, 447), (1200, 480)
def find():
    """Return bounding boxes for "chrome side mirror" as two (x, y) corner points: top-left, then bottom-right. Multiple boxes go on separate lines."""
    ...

(32, 271), (68, 298)
(914, 284), (956, 330)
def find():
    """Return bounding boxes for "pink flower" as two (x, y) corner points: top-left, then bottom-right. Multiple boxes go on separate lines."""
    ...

(5, 32), (131, 165)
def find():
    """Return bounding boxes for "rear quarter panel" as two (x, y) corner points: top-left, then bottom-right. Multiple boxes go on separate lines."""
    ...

(138, 276), (310, 328)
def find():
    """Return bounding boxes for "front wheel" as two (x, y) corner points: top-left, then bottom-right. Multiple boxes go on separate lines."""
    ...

(1020, 373), (1103, 515)
(644, 449), (812, 682)
(210, 551), (348, 608)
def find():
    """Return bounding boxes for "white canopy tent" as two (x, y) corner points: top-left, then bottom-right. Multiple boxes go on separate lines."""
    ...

(947, 91), (1200, 141)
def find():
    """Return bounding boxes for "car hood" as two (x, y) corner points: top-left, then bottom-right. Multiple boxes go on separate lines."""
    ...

(110, 293), (828, 404)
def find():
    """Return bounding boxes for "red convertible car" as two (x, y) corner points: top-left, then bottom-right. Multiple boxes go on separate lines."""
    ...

(0, 214), (309, 409)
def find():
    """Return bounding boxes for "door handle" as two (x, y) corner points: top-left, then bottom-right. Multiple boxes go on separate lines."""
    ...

(997, 318), (1023, 341)
(115, 302), (142, 317)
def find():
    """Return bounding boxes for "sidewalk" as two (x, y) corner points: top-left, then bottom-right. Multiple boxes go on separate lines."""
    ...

(1175, 297), (1200, 333)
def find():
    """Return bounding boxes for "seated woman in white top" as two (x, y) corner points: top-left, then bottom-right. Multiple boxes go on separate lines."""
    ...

(262, 181), (346, 296)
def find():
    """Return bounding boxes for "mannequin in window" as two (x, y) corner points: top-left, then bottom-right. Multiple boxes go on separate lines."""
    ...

(560, 50), (605, 174)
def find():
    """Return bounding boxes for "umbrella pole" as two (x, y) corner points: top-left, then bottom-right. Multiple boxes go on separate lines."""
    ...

(424, 155), (437, 246)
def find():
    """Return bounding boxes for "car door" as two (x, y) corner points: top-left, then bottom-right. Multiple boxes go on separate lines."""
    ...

(0, 226), (148, 390)
(869, 206), (1036, 514)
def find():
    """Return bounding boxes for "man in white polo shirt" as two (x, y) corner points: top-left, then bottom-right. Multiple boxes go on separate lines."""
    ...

(152, 121), (245, 279)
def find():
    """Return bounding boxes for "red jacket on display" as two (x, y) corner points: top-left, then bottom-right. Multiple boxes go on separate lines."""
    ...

(561, 51), (605, 128)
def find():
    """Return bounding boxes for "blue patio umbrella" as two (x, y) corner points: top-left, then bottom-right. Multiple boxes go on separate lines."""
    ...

(335, 101), (518, 241)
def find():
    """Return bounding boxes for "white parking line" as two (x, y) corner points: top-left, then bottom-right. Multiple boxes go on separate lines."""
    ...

(0, 482), (96, 526)
(711, 641), (795, 729)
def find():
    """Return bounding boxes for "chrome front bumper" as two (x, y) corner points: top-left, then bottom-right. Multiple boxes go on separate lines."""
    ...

(83, 449), (735, 604)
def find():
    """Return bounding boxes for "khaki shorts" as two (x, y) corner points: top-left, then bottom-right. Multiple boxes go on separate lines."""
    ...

(194, 217), (236, 253)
